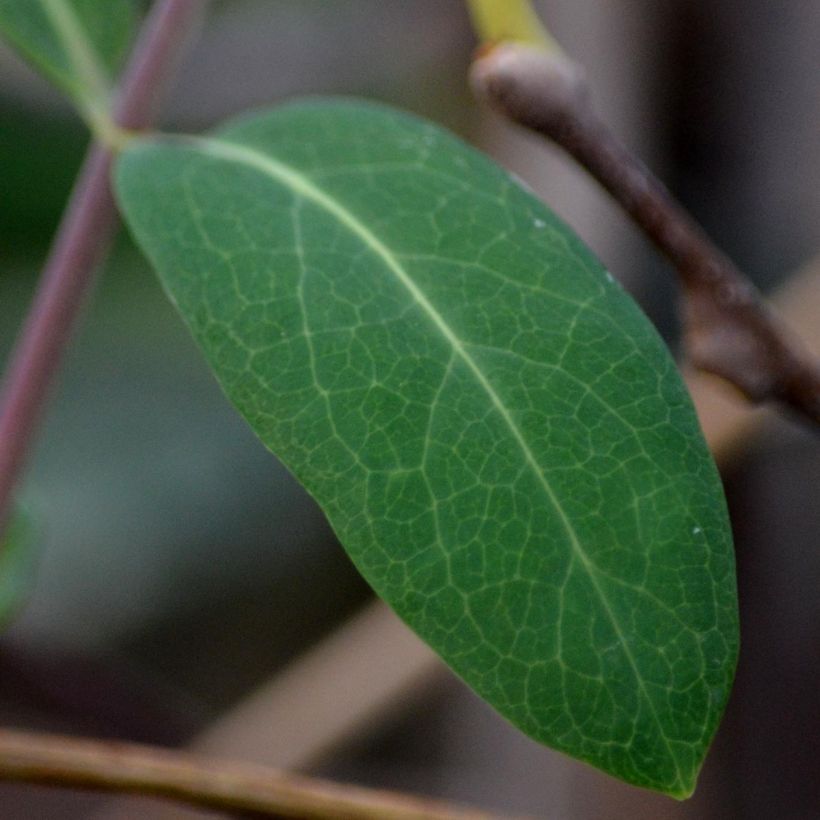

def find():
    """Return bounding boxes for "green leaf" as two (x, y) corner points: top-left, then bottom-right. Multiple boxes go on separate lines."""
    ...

(0, 512), (37, 627)
(0, 0), (134, 124)
(114, 100), (738, 797)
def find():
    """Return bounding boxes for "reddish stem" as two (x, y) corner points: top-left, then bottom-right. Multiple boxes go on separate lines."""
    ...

(0, 0), (203, 533)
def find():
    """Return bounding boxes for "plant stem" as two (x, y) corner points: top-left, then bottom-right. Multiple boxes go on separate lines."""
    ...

(0, 0), (204, 533)
(471, 44), (820, 428)
(464, 0), (559, 53)
(0, 729), (501, 820)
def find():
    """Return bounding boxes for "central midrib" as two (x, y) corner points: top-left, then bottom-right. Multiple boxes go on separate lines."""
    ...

(184, 133), (682, 788)
(39, 0), (111, 103)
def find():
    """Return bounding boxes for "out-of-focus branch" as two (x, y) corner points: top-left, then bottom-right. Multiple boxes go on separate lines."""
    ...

(686, 254), (820, 461)
(0, 0), (204, 534)
(0, 728), (501, 820)
(470, 43), (820, 429)
(192, 599), (444, 770)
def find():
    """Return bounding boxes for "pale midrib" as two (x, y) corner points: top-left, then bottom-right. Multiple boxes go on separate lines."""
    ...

(39, 0), (111, 105)
(186, 134), (683, 789)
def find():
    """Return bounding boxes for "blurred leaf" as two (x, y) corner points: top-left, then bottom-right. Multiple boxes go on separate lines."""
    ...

(0, 103), (87, 252)
(0, 0), (135, 123)
(0, 511), (37, 627)
(115, 100), (738, 797)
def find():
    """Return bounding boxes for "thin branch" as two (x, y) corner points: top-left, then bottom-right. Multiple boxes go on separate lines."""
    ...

(470, 43), (820, 428)
(0, 729), (502, 820)
(192, 600), (443, 771)
(0, 0), (204, 532)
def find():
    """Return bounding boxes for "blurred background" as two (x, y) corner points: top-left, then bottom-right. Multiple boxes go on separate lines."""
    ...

(0, 1), (818, 817)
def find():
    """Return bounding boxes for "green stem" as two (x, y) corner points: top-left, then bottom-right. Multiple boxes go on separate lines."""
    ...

(464, 0), (560, 52)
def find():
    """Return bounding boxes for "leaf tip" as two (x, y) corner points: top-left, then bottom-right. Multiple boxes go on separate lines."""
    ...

(669, 782), (697, 801)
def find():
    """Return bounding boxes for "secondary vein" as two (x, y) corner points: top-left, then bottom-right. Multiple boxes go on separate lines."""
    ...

(181, 133), (683, 785)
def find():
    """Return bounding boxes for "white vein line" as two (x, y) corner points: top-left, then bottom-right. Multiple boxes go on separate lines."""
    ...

(183, 134), (684, 788)
(420, 352), (457, 585)
(292, 201), (367, 473)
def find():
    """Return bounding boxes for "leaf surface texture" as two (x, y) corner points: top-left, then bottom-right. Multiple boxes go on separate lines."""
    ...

(115, 101), (738, 796)
(0, 0), (133, 114)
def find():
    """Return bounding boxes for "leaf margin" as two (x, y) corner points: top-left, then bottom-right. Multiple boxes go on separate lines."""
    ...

(113, 99), (740, 798)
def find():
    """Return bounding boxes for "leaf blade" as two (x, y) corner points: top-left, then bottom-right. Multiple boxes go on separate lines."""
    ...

(0, 0), (134, 120)
(115, 101), (738, 796)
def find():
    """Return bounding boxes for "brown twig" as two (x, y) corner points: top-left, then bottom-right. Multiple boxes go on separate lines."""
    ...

(0, 728), (502, 820)
(0, 0), (204, 533)
(470, 43), (820, 428)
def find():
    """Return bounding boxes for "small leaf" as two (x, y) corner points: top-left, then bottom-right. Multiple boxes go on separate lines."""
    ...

(115, 101), (739, 796)
(0, 512), (37, 628)
(0, 0), (134, 123)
